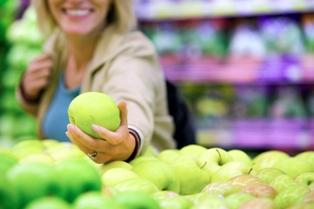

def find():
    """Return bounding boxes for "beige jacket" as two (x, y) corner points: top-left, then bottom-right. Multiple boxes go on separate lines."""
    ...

(17, 27), (176, 154)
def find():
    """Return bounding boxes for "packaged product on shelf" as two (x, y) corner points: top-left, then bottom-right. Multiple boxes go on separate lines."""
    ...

(259, 16), (305, 56)
(302, 14), (314, 53)
(228, 19), (266, 58)
(230, 85), (268, 119)
(268, 86), (307, 119)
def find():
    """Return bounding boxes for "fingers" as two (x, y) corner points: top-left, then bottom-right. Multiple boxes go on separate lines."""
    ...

(66, 131), (111, 164)
(118, 101), (128, 127)
(91, 101), (129, 145)
(67, 124), (110, 151)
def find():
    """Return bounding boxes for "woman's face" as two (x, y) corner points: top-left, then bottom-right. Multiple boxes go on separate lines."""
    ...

(48, 0), (111, 36)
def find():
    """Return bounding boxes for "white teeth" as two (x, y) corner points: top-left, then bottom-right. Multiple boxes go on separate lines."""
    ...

(66, 9), (90, 17)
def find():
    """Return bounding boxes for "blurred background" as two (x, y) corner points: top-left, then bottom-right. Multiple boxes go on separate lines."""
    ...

(1, 0), (314, 154)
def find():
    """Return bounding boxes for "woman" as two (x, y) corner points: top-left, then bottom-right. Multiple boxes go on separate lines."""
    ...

(17, 0), (176, 163)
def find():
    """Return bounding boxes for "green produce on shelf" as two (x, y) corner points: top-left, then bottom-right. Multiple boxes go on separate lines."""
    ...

(2, 139), (314, 208)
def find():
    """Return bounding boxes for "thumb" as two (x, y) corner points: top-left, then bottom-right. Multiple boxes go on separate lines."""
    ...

(118, 101), (128, 126)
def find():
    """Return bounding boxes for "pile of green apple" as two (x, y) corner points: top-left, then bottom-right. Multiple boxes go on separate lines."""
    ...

(0, 6), (42, 144)
(2, 139), (314, 209)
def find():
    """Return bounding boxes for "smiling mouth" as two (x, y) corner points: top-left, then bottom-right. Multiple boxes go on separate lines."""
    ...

(62, 8), (94, 17)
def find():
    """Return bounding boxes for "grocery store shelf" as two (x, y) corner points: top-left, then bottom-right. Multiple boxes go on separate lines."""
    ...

(161, 55), (314, 84)
(196, 118), (314, 150)
(135, 0), (314, 21)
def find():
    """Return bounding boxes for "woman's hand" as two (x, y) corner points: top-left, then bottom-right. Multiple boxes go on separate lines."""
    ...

(66, 101), (136, 164)
(22, 53), (53, 101)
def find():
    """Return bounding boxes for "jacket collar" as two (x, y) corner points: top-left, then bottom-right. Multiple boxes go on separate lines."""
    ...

(44, 26), (124, 75)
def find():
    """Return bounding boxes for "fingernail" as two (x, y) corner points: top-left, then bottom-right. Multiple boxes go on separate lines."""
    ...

(92, 124), (100, 131)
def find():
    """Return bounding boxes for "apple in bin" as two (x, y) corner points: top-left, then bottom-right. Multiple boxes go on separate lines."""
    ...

(24, 197), (71, 209)
(295, 151), (314, 171)
(157, 149), (180, 164)
(295, 172), (314, 190)
(179, 144), (207, 162)
(7, 162), (59, 208)
(132, 158), (180, 192)
(197, 147), (233, 176)
(73, 192), (123, 209)
(239, 198), (274, 209)
(190, 193), (227, 209)
(225, 192), (255, 209)
(68, 92), (120, 138)
(114, 191), (161, 209)
(274, 184), (310, 209)
(11, 139), (45, 159)
(54, 158), (102, 202)
(211, 161), (252, 183)
(101, 168), (139, 187)
(99, 160), (133, 175)
(273, 157), (312, 178)
(0, 173), (19, 209)
(252, 150), (289, 171)
(0, 149), (18, 174)
(111, 178), (159, 195)
(270, 174), (296, 193)
(252, 167), (285, 184)
(228, 175), (277, 199)
(228, 149), (252, 165)
(170, 157), (210, 195)
(153, 191), (193, 209)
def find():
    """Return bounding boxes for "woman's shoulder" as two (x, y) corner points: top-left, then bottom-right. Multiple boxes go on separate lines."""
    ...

(116, 30), (157, 56)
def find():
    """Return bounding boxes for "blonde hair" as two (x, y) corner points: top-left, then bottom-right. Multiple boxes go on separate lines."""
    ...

(32, 0), (137, 38)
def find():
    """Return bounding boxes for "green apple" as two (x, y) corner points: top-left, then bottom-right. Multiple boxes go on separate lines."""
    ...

(142, 145), (159, 157)
(270, 174), (296, 192)
(0, 149), (18, 174)
(115, 191), (160, 209)
(54, 158), (101, 202)
(197, 147), (232, 176)
(73, 192), (123, 209)
(211, 161), (252, 183)
(274, 184), (310, 209)
(179, 144), (207, 162)
(273, 157), (312, 178)
(191, 193), (227, 209)
(24, 197), (71, 209)
(238, 198), (273, 209)
(225, 192), (254, 209)
(158, 195), (193, 209)
(202, 182), (240, 196)
(295, 151), (314, 171)
(252, 150), (289, 171)
(101, 168), (139, 187)
(295, 172), (314, 190)
(153, 191), (193, 209)
(158, 149), (180, 164)
(100, 160), (133, 174)
(170, 157), (210, 195)
(252, 167), (285, 184)
(68, 92), (120, 138)
(12, 139), (45, 159)
(46, 142), (85, 161)
(288, 202), (314, 209)
(129, 156), (158, 167)
(42, 139), (60, 150)
(20, 153), (54, 164)
(7, 162), (59, 208)
(0, 173), (19, 209)
(132, 158), (180, 192)
(112, 178), (159, 195)
(228, 174), (276, 198)
(228, 149), (252, 166)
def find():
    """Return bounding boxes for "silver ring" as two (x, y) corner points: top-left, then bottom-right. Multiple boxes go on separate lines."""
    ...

(87, 151), (97, 159)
